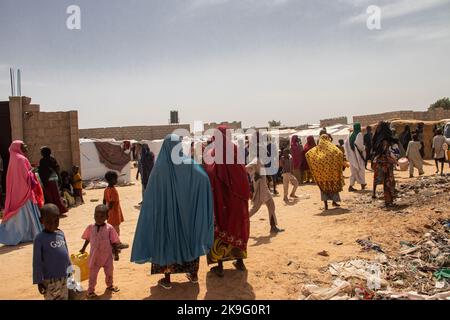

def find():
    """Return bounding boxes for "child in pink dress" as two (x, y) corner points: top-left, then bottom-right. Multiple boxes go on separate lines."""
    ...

(80, 204), (121, 299)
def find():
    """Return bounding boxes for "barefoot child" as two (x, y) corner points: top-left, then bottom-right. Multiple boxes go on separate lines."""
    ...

(80, 205), (121, 298)
(33, 204), (71, 300)
(71, 166), (84, 204)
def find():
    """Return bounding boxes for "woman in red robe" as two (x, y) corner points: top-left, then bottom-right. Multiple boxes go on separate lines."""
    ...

(204, 126), (251, 277)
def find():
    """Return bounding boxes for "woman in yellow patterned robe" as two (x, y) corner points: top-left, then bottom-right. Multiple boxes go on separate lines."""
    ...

(305, 135), (345, 210)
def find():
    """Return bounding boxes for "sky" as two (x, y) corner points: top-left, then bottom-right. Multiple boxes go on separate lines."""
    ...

(0, 0), (449, 129)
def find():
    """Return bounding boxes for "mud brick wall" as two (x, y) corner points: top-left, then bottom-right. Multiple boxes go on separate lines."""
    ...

(79, 124), (191, 141)
(353, 108), (450, 128)
(320, 117), (348, 127)
(203, 121), (242, 131)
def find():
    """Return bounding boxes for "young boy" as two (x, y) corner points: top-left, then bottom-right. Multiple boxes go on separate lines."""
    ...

(80, 205), (121, 299)
(71, 166), (84, 204)
(406, 134), (425, 178)
(104, 171), (124, 235)
(33, 204), (71, 300)
(280, 149), (299, 203)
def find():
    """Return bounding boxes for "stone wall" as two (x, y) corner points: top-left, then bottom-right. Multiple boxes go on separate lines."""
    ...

(320, 116), (348, 127)
(79, 124), (191, 141)
(9, 96), (80, 172)
(353, 108), (450, 127)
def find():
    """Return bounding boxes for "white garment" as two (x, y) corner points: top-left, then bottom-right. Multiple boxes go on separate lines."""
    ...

(344, 133), (366, 186)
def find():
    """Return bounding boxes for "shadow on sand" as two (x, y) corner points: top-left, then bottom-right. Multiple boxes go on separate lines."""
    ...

(316, 208), (351, 216)
(0, 242), (32, 255)
(144, 281), (200, 300)
(204, 268), (255, 300)
(249, 232), (280, 247)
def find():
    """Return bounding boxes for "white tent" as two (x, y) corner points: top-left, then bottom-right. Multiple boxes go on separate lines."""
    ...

(141, 138), (193, 160)
(80, 139), (132, 183)
(292, 124), (351, 145)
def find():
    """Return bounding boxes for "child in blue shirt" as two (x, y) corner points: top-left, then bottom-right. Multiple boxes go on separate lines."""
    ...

(33, 204), (71, 300)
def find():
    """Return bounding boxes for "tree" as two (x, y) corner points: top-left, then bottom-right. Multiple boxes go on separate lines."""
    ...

(429, 97), (450, 111)
(268, 120), (282, 128)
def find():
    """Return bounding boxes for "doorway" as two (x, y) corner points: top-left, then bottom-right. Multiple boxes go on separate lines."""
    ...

(0, 101), (12, 208)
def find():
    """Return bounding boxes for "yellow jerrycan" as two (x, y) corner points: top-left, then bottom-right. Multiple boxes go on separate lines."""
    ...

(70, 252), (90, 282)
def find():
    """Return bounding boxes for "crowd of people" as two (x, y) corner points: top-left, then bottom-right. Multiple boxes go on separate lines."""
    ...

(0, 121), (448, 300)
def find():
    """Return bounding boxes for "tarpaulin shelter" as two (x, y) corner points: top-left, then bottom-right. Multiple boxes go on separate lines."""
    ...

(80, 138), (132, 183)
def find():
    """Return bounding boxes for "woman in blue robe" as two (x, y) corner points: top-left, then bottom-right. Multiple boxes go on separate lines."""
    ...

(131, 134), (214, 290)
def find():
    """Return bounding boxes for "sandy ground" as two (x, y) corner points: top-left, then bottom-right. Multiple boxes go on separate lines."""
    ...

(0, 164), (448, 300)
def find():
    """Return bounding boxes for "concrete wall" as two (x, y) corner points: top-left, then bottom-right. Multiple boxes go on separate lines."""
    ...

(320, 116), (348, 127)
(9, 97), (80, 172)
(79, 124), (191, 141)
(353, 108), (450, 127)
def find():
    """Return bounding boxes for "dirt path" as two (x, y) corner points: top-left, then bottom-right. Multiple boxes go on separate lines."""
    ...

(0, 164), (448, 300)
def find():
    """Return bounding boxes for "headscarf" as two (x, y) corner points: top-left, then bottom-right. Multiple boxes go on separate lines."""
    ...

(303, 136), (316, 154)
(290, 135), (303, 170)
(2, 141), (38, 222)
(204, 126), (250, 250)
(349, 123), (361, 151)
(305, 135), (344, 194)
(140, 144), (154, 187)
(131, 134), (214, 266)
(372, 121), (395, 156)
(39, 146), (58, 184)
(400, 125), (412, 150)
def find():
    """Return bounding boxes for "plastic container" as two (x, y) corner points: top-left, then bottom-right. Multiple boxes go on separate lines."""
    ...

(70, 252), (90, 282)
(398, 157), (409, 171)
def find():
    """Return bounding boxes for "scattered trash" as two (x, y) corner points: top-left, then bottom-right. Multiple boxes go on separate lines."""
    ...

(356, 238), (385, 253)
(347, 175), (450, 212)
(299, 279), (352, 300)
(434, 268), (450, 281)
(90, 199), (99, 203)
(301, 219), (450, 300)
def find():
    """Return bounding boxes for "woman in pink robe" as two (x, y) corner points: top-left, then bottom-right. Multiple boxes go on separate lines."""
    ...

(0, 141), (43, 245)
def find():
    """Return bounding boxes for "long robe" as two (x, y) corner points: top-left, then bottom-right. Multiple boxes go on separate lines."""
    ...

(406, 141), (423, 174)
(204, 126), (250, 264)
(344, 132), (366, 186)
(131, 134), (214, 272)
(0, 141), (43, 245)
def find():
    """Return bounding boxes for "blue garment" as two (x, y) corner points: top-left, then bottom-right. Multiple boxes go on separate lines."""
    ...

(131, 134), (214, 266)
(33, 230), (71, 284)
(0, 200), (43, 246)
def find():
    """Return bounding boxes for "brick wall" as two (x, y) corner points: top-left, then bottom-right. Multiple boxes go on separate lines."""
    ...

(79, 124), (191, 141)
(353, 108), (450, 127)
(320, 116), (348, 127)
(9, 97), (81, 172)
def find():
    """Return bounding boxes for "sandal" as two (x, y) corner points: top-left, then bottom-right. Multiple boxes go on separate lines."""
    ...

(106, 286), (120, 293)
(210, 266), (225, 278)
(158, 279), (172, 290)
(87, 292), (98, 299)
(186, 273), (199, 284)
(233, 261), (247, 272)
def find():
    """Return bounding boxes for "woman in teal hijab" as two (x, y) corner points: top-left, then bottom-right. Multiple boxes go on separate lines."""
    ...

(131, 134), (214, 290)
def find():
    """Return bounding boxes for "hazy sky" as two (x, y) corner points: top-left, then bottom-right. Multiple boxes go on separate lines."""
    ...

(1, 0), (449, 129)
